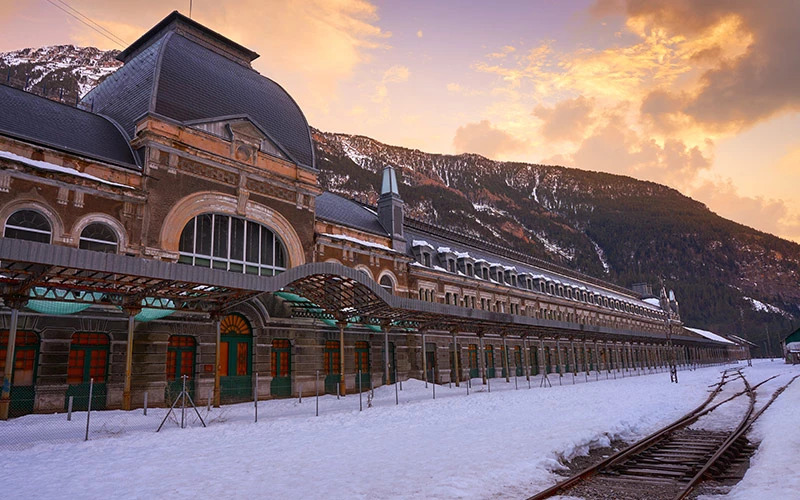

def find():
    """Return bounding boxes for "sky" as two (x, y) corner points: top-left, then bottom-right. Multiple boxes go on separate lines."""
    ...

(1, 0), (799, 242)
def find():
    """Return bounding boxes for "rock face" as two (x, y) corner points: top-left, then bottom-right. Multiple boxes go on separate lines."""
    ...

(0, 45), (121, 103)
(1, 44), (797, 348)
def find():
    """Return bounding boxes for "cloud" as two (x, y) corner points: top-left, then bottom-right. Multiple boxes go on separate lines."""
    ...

(417, 30), (423, 38)
(568, 111), (712, 188)
(690, 180), (800, 241)
(453, 120), (527, 159)
(0, 0), (391, 117)
(487, 45), (516, 59)
(372, 64), (410, 103)
(533, 96), (595, 142)
(600, 0), (800, 131)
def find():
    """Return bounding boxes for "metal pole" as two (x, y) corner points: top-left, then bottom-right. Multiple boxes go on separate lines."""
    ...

(431, 367), (435, 399)
(523, 336), (530, 382)
(123, 313), (135, 411)
(181, 374), (187, 429)
(359, 369), (363, 411)
(84, 378), (93, 441)
(67, 396), (73, 421)
(315, 370), (319, 416)
(143, 391), (148, 416)
(0, 307), (19, 420)
(394, 367), (399, 405)
(384, 326), (390, 388)
(422, 331), (428, 387)
(452, 331), (460, 387)
(339, 322), (346, 397)
(254, 372), (258, 423)
(207, 388), (212, 412)
(502, 335), (510, 383)
(214, 316), (221, 407)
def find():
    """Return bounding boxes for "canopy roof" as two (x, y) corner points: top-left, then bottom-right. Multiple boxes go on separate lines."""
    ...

(0, 238), (725, 344)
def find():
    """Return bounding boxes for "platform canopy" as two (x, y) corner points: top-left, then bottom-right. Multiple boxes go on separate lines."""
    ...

(0, 238), (724, 345)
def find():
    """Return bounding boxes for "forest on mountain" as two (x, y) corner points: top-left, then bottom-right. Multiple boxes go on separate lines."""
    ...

(314, 130), (800, 352)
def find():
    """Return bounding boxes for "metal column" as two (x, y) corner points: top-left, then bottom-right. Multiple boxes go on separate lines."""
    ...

(122, 313), (136, 411)
(339, 322), (346, 396)
(0, 307), (20, 420)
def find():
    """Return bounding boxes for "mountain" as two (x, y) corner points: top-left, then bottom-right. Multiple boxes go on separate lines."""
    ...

(1, 44), (797, 351)
(0, 45), (120, 104)
(314, 130), (800, 348)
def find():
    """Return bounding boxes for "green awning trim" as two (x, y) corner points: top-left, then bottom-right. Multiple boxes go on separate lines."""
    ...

(26, 288), (103, 315)
(274, 291), (382, 331)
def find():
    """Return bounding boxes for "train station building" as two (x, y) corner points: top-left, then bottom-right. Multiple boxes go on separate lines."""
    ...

(0, 12), (743, 419)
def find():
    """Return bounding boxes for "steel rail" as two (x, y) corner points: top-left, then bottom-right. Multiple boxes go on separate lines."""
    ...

(526, 369), (736, 500)
(675, 372), (756, 499)
(675, 373), (800, 499)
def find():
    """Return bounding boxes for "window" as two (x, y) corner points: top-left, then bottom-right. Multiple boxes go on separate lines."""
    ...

(482, 268), (489, 280)
(167, 335), (195, 381)
(178, 213), (287, 275)
(423, 252), (431, 267)
(324, 341), (340, 375)
(67, 333), (109, 384)
(4, 209), (51, 243)
(79, 223), (118, 253)
(379, 275), (394, 294)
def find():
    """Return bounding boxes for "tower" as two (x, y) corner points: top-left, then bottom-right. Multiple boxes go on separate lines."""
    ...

(377, 165), (405, 253)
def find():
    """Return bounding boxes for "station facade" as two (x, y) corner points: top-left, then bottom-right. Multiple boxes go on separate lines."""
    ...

(0, 12), (740, 418)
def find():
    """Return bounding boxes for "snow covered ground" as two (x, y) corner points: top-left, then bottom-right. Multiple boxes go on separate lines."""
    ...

(1, 360), (797, 499)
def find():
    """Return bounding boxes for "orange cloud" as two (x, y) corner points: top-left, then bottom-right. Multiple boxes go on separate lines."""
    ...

(453, 120), (527, 160)
(533, 96), (595, 142)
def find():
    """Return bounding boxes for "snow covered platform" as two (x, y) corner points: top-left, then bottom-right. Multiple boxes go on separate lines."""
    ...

(1, 360), (797, 499)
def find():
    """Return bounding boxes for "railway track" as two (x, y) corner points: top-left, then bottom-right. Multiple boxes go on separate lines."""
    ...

(527, 369), (799, 500)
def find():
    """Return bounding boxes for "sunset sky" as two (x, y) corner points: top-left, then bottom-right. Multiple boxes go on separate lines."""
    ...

(1, 1), (799, 242)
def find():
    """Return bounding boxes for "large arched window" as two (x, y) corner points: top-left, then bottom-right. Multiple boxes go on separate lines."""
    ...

(4, 209), (51, 243)
(178, 213), (287, 275)
(79, 223), (118, 253)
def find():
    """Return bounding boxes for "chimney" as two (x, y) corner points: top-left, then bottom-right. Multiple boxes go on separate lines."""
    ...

(377, 165), (406, 253)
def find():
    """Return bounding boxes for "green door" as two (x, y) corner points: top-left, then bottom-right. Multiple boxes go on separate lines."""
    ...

(468, 344), (479, 378)
(381, 342), (396, 385)
(66, 333), (109, 411)
(544, 347), (552, 374)
(564, 347), (570, 372)
(515, 347), (523, 376)
(531, 348), (539, 376)
(166, 335), (196, 403)
(354, 341), (370, 391)
(485, 345), (495, 378)
(219, 314), (252, 402)
(271, 339), (291, 397)
(426, 343), (437, 381)
(324, 341), (340, 394)
(588, 348), (595, 370)
(1, 331), (38, 417)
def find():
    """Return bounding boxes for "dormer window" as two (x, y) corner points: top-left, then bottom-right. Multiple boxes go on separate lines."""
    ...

(423, 252), (431, 267)
(466, 263), (474, 276)
(482, 268), (489, 280)
(448, 259), (456, 273)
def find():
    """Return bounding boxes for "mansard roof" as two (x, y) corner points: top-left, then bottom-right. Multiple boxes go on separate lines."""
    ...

(82, 11), (315, 170)
(315, 192), (389, 236)
(0, 84), (137, 168)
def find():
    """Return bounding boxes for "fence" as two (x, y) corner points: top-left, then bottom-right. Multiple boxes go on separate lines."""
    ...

(0, 359), (736, 452)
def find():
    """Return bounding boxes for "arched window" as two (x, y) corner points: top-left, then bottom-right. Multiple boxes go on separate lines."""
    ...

(4, 209), (51, 243)
(379, 275), (394, 294)
(79, 223), (118, 253)
(178, 213), (287, 275)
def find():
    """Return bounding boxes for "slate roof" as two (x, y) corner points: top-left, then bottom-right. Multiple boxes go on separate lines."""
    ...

(315, 192), (388, 236)
(83, 13), (315, 170)
(0, 84), (137, 168)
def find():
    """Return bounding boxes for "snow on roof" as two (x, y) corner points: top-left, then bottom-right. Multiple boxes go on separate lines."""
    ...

(412, 240), (434, 249)
(455, 251), (473, 259)
(643, 297), (661, 306)
(685, 327), (734, 344)
(321, 233), (399, 253)
(437, 246), (454, 254)
(0, 149), (134, 188)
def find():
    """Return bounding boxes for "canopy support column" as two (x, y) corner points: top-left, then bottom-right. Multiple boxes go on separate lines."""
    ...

(451, 330), (460, 387)
(0, 305), (20, 420)
(122, 312), (137, 411)
(502, 334), (510, 382)
(339, 322), (346, 396)
(214, 315), (221, 407)
(383, 324), (390, 386)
